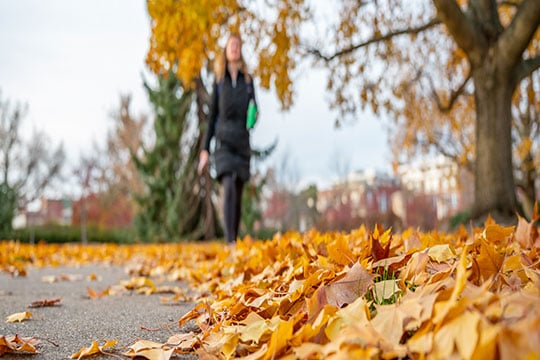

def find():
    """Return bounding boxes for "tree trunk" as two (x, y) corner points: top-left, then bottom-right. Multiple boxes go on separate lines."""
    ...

(472, 54), (517, 223)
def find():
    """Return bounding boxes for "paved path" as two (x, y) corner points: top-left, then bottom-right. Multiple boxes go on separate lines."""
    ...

(0, 265), (196, 359)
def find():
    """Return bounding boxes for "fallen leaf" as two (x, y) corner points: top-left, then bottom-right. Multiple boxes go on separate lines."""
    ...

(124, 340), (173, 360)
(0, 334), (39, 355)
(6, 311), (32, 323)
(41, 275), (57, 283)
(483, 223), (515, 244)
(371, 227), (392, 261)
(29, 298), (61, 308)
(476, 238), (504, 282)
(87, 273), (102, 281)
(70, 339), (118, 359)
(432, 310), (480, 359)
(372, 279), (401, 303)
(324, 262), (374, 307)
(428, 244), (455, 262)
(327, 235), (355, 266)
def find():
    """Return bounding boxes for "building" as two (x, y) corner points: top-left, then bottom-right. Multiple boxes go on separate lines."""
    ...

(396, 156), (473, 226)
(14, 198), (73, 229)
(316, 169), (401, 231)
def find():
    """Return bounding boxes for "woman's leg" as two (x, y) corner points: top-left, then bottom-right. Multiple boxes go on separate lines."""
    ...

(222, 174), (236, 243)
(232, 175), (245, 241)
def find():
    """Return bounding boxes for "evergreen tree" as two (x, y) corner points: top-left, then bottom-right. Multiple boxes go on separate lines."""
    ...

(134, 72), (217, 241)
(0, 183), (16, 237)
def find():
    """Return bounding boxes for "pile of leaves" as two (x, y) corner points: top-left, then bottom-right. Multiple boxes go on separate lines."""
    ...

(1, 215), (539, 359)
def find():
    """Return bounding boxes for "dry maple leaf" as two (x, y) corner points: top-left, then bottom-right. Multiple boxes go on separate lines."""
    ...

(324, 261), (374, 308)
(5, 311), (32, 323)
(370, 226), (392, 262)
(70, 339), (118, 359)
(29, 298), (61, 308)
(0, 334), (39, 355)
(123, 339), (174, 360)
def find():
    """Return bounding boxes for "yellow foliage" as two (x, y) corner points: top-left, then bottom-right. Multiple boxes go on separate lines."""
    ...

(2, 215), (540, 358)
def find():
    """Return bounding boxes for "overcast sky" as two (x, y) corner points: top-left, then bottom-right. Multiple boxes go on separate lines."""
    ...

(0, 0), (391, 191)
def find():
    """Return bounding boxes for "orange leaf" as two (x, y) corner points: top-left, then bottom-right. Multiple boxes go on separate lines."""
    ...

(71, 340), (118, 359)
(327, 235), (355, 266)
(0, 335), (39, 355)
(263, 318), (293, 360)
(476, 238), (505, 281)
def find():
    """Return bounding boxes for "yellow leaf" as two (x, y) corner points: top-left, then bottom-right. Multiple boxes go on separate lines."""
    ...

(263, 318), (293, 360)
(433, 248), (471, 325)
(327, 235), (356, 266)
(124, 340), (173, 360)
(471, 321), (499, 360)
(6, 311), (32, 323)
(237, 312), (271, 343)
(325, 297), (370, 341)
(433, 310), (480, 359)
(71, 340), (118, 359)
(427, 244), (456, 262)
(371, 295), (424, 344)
(166, 332), (198, 351)
(483, 224), (514, 244)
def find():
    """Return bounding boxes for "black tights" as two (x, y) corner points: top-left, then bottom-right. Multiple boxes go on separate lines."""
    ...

(222, 173), (244, 243)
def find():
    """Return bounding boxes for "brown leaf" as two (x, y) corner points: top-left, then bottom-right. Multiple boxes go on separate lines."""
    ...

(371, 226), (391, 261)
(514, 213), (539, 249)
(29, 298), (61, 308)
(324, 262), (374, 308)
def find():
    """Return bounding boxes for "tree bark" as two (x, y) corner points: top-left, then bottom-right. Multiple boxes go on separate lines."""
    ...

(472, 52), (517, 222)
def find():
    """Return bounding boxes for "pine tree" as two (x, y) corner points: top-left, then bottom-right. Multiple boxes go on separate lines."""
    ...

(134, 72), (219, 241)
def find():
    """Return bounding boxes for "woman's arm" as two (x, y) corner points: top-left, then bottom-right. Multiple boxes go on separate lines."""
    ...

(198, 82), (219, 174)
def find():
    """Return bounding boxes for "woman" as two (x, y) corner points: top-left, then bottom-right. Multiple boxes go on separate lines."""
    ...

(198, 34), (258, 243)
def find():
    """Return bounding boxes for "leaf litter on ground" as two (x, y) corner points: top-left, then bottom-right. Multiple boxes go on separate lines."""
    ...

(1, 212), (540, 359)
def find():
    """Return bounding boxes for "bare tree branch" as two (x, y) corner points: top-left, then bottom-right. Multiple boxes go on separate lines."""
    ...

(426, 71), (472, 112)
(515, 54), (540, 83)
(498, 0), (540, 69)
(307, 18), (442, 61)
(432, 0), (488, 64)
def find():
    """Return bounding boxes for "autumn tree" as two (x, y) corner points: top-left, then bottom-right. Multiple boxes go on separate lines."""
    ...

(146, 0), (539, 224)
(307, 0), (540, 223)
(0, 91), (65, 234)
(105, 95), (147, 199)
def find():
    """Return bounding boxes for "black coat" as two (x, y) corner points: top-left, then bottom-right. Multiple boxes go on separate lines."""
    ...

(203, 70), (257, 182)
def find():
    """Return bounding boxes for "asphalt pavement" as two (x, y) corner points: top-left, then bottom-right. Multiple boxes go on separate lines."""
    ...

(0, 264), (196, 359)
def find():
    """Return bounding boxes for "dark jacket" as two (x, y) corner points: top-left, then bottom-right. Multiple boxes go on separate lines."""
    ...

(203, 69), (257, 182)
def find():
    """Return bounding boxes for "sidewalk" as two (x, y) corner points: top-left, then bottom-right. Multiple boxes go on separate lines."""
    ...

(0, 264), (195, 359)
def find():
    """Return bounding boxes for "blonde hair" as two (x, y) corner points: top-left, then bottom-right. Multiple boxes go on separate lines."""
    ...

(215, 33), (252, 84)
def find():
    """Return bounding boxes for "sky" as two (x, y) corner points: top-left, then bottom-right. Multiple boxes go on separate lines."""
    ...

(0, 0), (391, 191)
